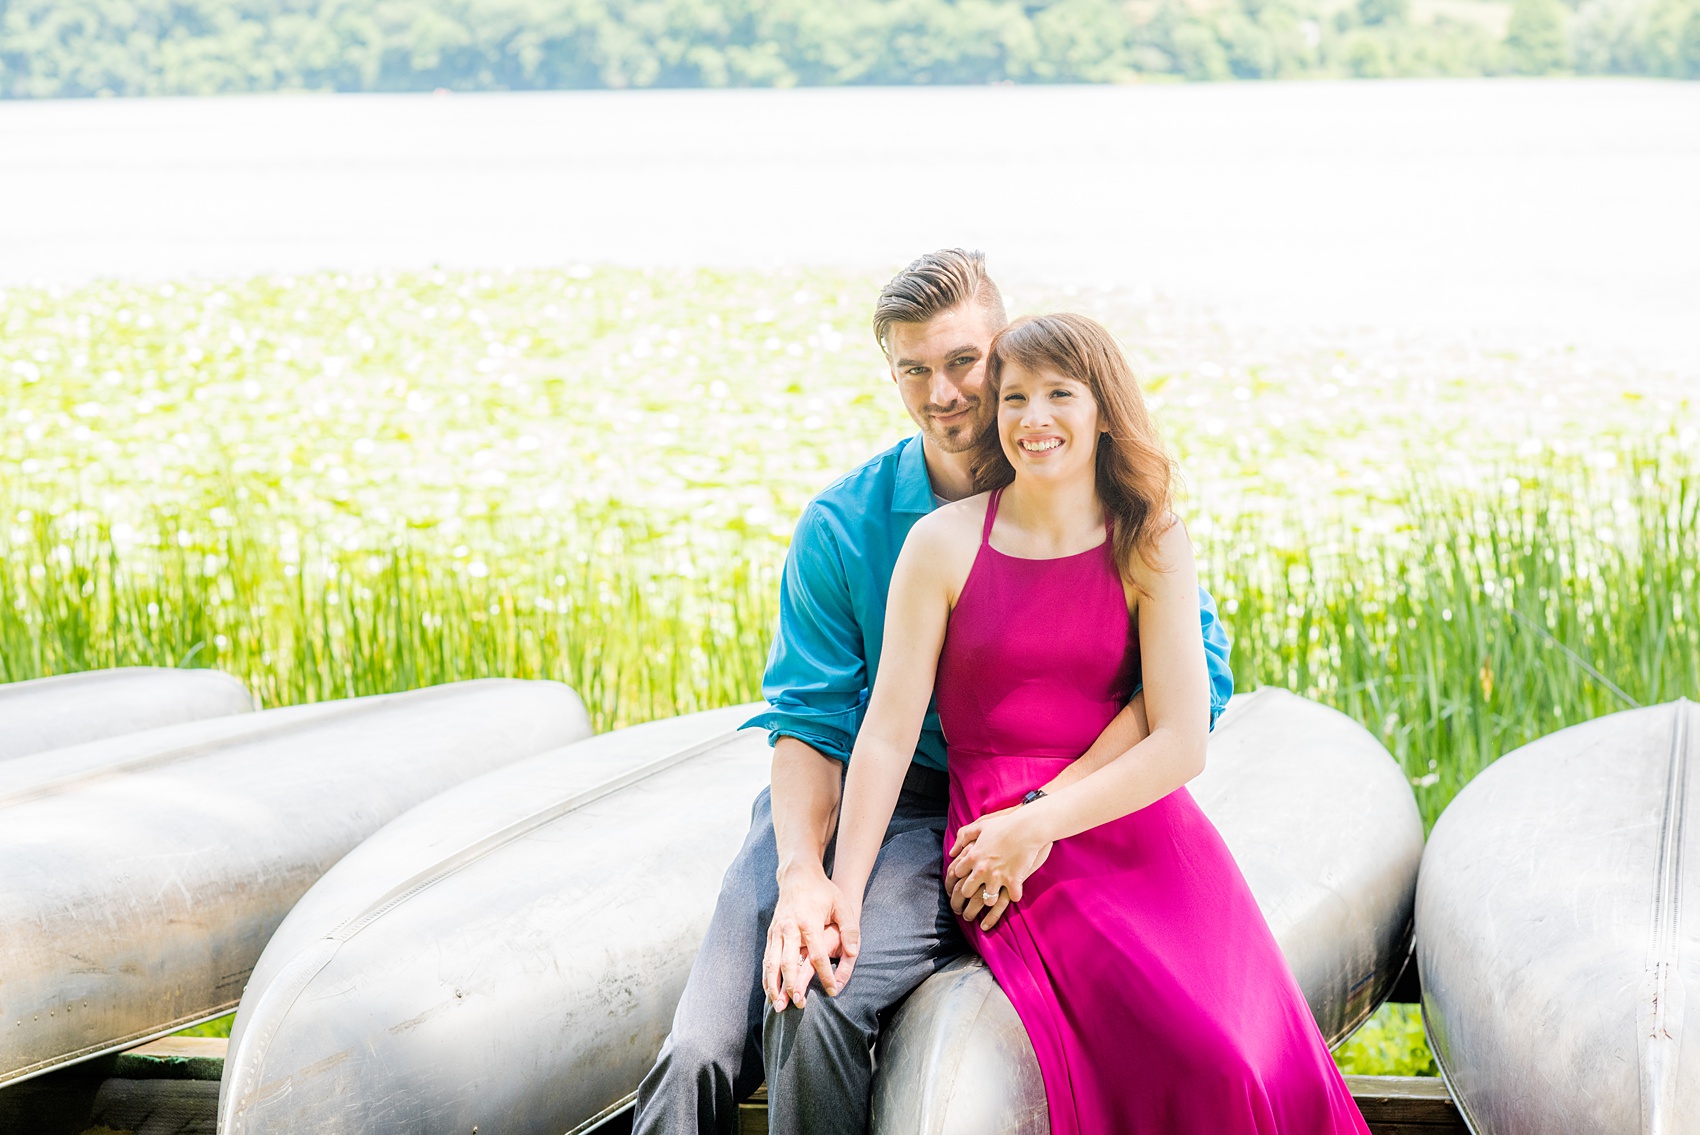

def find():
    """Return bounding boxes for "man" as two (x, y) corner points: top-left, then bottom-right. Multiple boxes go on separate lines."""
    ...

(632, 250), (1233, 1135)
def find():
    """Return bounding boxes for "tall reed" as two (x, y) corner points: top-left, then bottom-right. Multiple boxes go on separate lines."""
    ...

(5, 453), (1694, 826)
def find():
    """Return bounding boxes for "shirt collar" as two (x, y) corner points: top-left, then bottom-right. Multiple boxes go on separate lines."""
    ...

(892, 433), (937, 515)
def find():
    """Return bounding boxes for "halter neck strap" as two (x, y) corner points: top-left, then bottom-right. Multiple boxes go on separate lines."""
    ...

(982, 488), (1003, 545)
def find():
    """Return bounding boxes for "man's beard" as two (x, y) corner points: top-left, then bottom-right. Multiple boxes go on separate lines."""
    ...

(923, 403), (984, 454)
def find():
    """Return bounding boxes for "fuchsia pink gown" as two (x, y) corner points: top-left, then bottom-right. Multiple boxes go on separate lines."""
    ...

(936, 490), (1370, 1135)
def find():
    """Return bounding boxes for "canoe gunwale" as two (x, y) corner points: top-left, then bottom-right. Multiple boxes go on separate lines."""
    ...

(1325, 922), (1415, 1052)
(1425, 1015), (1484, 1135)
(566, 1091), (639, 1134)
(1639, 697), (1693, 1134)
(0, 1000), (237, 1090)
(0, 699), (376, 810)
(327, 724), (748, 943)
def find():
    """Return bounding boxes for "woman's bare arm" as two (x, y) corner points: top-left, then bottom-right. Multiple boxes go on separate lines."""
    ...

(823, 511), (965, 993)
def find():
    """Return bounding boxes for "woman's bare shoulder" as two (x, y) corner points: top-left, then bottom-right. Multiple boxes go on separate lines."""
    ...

(908, 491), (991, 546)
(902, 493), (991, 594)
(1126, 512), (1198, 602)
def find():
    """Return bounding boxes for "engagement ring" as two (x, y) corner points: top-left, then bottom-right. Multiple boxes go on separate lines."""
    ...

(982, 888), (997, 905)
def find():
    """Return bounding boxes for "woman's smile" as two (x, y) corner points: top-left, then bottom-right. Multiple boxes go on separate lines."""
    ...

(997, 361), (1101, 476)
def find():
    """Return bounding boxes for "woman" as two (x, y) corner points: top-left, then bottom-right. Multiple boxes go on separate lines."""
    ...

(826, 314), (1369, 1133)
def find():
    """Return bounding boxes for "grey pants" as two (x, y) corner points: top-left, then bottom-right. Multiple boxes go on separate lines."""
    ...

(631, 765), (965, 1135)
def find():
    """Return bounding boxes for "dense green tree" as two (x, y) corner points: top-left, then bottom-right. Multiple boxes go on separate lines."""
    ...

(0, 0), (1693, 97)
(1507, 0), (1572, 72)
(1357, 0), (1409, 28)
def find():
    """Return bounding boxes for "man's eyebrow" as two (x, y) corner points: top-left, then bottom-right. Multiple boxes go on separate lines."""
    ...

(894, 345), (981, 369)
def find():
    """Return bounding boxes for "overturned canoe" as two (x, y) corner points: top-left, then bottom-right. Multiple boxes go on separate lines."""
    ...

(0, 678), (591, 1088)
(1417, 698), (1699, 1135)
(869, 686), (1426, 1134)
(0, 667), (254, 760)
(221, 688), (1423, 1135)
(219, 704), (767, 1135)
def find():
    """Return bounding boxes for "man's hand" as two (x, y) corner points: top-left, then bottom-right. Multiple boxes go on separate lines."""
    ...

(762, 865), (854, 1010)
(946, 807), (1052, 931)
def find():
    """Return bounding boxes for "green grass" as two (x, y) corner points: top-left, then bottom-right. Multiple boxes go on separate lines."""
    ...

(1332, 1003), (1437, 1077)
(3, 267), (1697, 1072)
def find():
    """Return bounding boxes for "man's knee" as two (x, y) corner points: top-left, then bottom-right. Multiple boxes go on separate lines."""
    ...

(658, 1020), (742, 1080)
(765, 986), (877, 1068)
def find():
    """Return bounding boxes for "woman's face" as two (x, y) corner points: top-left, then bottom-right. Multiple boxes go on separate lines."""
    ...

(997, 361), (1103, 485)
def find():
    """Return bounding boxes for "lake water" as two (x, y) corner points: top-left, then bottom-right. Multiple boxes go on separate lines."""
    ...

(1, 80), (1696, 371)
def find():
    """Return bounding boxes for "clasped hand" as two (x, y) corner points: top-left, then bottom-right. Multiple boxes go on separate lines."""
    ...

(946, 805), (1052, 931)
(761, 867), (858, 1011)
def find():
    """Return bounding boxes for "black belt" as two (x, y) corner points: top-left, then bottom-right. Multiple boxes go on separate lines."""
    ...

(900, 762), (950, 801)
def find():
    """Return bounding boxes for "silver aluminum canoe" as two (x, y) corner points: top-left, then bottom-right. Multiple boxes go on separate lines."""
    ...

(0, 678), (590, 1087)
(1417, 698), (1699, 1135)
(869, 686), (1427, 1135)
(0, 666), (254, 760)
(218, 703), (768, 1135)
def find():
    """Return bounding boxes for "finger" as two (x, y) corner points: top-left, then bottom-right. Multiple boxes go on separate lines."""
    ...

(946, 850), (975, 883)
(800, 924), (837, 997)
(832, 917), (861, 991)
(950, 822), (982, 859)
(981, 893), (1011, 932)
(950, 874), (977, 914)
(954, 869), (989, 910)
(762, 931), (781, 1006)
(1008, 877), (1024, 903)
(780, 926), (806, 1009)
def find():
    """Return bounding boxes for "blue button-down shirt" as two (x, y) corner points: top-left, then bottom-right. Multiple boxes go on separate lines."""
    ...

(745, 434), (1234, 770)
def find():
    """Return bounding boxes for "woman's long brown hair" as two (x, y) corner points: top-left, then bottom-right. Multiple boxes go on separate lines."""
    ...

(969, 313), (1175, 584)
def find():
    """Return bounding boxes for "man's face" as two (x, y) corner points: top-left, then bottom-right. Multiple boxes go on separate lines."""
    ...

(885, 304), (1000, 454)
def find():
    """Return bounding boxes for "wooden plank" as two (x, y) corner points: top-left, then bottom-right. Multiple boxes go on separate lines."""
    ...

(116, 1039), (228, 1062)
(1346, 1075), (1465, 1131)
(112, 1038), (228, 1083)
(88, 1077), (220, 1135)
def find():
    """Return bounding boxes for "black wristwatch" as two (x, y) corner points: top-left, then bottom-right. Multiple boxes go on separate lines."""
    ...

(1020, 788), (1047, 806)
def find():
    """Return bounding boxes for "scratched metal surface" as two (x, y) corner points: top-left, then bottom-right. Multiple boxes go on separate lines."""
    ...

(869, 687), (1427, 1135)
(1418, 699), (1699, 1135)
(0, 667), (255, 761)
(0, 678), (591, 1087)
(218, 704), (767, 1135)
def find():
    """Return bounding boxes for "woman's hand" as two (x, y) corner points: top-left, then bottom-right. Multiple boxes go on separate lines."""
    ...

(946, 807), (1052, 931)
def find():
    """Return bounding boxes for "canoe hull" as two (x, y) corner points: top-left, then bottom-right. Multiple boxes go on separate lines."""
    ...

(218, 705), (769, 1135)
(1417, 699), (1699, 1135)
(869, 687), (1426, 1134)
(0, 667), (254, 760)
(222, 690), (1423, 1135)
(0, 679), (590, 1087)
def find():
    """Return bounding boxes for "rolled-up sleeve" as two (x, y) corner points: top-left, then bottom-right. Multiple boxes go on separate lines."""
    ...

(742, 505), (867, 764)
(1199, 585), (1234, 729)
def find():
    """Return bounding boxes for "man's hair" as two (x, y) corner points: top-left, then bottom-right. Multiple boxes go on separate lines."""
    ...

(872, 249), (1008, 355)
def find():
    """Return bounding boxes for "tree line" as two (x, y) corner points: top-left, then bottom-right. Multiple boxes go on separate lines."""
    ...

(1, 0), (1696, 98)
